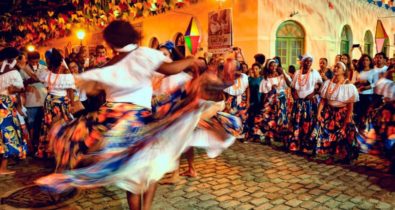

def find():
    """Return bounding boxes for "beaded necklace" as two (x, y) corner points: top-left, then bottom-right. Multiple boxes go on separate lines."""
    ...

(325, 77), (346, 98)
(297, 69), (311, 87)
(47, 67), (63, 92)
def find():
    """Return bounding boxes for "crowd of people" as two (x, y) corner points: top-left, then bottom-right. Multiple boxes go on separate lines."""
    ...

(0, 19), (394, 209)
(222, 49), (395, 172)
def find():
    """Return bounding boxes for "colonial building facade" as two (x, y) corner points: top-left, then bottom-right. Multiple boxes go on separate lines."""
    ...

(133, 0), (394, 68)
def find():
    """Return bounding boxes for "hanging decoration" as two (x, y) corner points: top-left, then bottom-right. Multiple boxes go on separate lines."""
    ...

(185, 17), (201, 55)
(327, 0), (334, 9)
(375, 19), (389, 53)
(0, 0), (199, 48)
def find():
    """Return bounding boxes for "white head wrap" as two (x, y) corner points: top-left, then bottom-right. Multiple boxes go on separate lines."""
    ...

(0, 59), (17, 73)
(266, 59), (277, 67)
(302, 53), (314, 63)
(337, 61), (346, 71)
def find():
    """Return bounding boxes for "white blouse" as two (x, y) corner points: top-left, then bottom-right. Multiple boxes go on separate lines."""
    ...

(375, 78), (395, 101)
(357, 69), (375, 95)
(259, 74), (291, 94)
(0, 70), (24, 95)
(38, 70), (76, 97)
(224, 73), (249, 96)
(155, 72), (192, 95)
(292, 69), (322, 99)
(77, 45), (168, 109)
(320, 80), (359, 107)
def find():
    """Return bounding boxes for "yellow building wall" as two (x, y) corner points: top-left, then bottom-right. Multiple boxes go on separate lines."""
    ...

(258, 0), (394, 67)
(133, 0), (259, 65)
(43, 0), (395, 68)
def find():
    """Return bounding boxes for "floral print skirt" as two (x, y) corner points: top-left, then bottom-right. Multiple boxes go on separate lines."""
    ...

(0, 95), (27, 159)
(37, 94), (73, 158)
(315, 105), (359, 161)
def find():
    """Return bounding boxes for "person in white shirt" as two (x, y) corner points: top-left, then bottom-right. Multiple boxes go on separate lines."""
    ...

(315, 61), (360, 164)
(289, 54), (323, 154)
(255, 59), (292, 147)
(354, 54), (375, 129)
(19, 51), (48, 154)
(0, 47), (27, 175)
(223, 62), (249, 139)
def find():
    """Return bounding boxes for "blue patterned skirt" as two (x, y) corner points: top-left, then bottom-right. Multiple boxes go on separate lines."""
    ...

(0, 95), (27, 159)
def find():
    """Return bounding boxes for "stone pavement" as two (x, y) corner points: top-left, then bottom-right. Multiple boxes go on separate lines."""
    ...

(1, 142), (395, 210)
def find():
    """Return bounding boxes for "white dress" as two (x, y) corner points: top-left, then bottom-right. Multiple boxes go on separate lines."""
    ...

(320, 80), (359, 107)
(38, 70), (76, 96)
(224, 73), (249, 105)
(292, 69), (322, 99)
(259, 74), (291, 94)
(36, 45), (239, 194)
(375, 78), (395, 101)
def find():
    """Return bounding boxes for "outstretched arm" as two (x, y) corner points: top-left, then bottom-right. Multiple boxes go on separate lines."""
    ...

(157, 58), (202, 76)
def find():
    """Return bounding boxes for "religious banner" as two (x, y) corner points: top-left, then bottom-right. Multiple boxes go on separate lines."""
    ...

(208, 8), (233, 54)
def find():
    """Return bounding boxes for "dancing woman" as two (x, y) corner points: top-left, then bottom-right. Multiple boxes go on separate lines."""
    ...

(315, 62), (360, 164)
(36, 49), (75, 158)
(289, 55), (323, 154)
(36, 20), (211, 210)
(0, 47), (27, 174)
(256, 59), (291, 148)
(223, 63), (249, 138)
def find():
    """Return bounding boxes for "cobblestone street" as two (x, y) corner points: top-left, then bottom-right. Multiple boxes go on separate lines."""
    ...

(1, 141), (395, 210)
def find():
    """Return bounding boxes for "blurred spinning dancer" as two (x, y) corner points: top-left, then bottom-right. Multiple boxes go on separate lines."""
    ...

(36, 20), (238, 210)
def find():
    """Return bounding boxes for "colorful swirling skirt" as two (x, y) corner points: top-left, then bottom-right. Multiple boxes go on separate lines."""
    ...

(37, 94), (73, 158)
(0, 95), (27, 159)
(36, 78), (238, 194)
(191, 110), (242, 157)
(225, 93), (248, 123)
(315, 105), (359, 161)
(288, 97), (318, 154)
(256, 91), (289, 147)
(357, 102), (395, 158)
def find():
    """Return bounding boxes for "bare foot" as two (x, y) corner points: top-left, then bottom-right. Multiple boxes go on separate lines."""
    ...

(0, 170), (15, 175)
(181, 169), (197, 177)
(160, 176), (180, 185)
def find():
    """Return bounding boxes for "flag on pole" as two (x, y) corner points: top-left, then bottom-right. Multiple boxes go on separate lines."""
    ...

(375, 20), (389, 53)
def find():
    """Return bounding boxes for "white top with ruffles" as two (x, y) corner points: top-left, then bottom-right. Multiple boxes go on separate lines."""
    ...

(357, 69), (375, 95)
(292, 69), (322, 99)
(224, 73), (249, 96)
(375, 78), (395, 101)
(0, 70), (24, 95)
(38, 70), (75, 96)
(155, 72), (192, 95)
(259, 74), (291, 94)
(77, 45), (168, 108)
(320, 80), (359, 107)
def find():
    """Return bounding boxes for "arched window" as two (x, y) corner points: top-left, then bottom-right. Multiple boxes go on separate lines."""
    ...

(174, 32), (186, 57)
(340, 25), (353, 54)
(149, 37), (159, 49)
(364, 30), (373, 57)
(275, 21), (305, 69)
